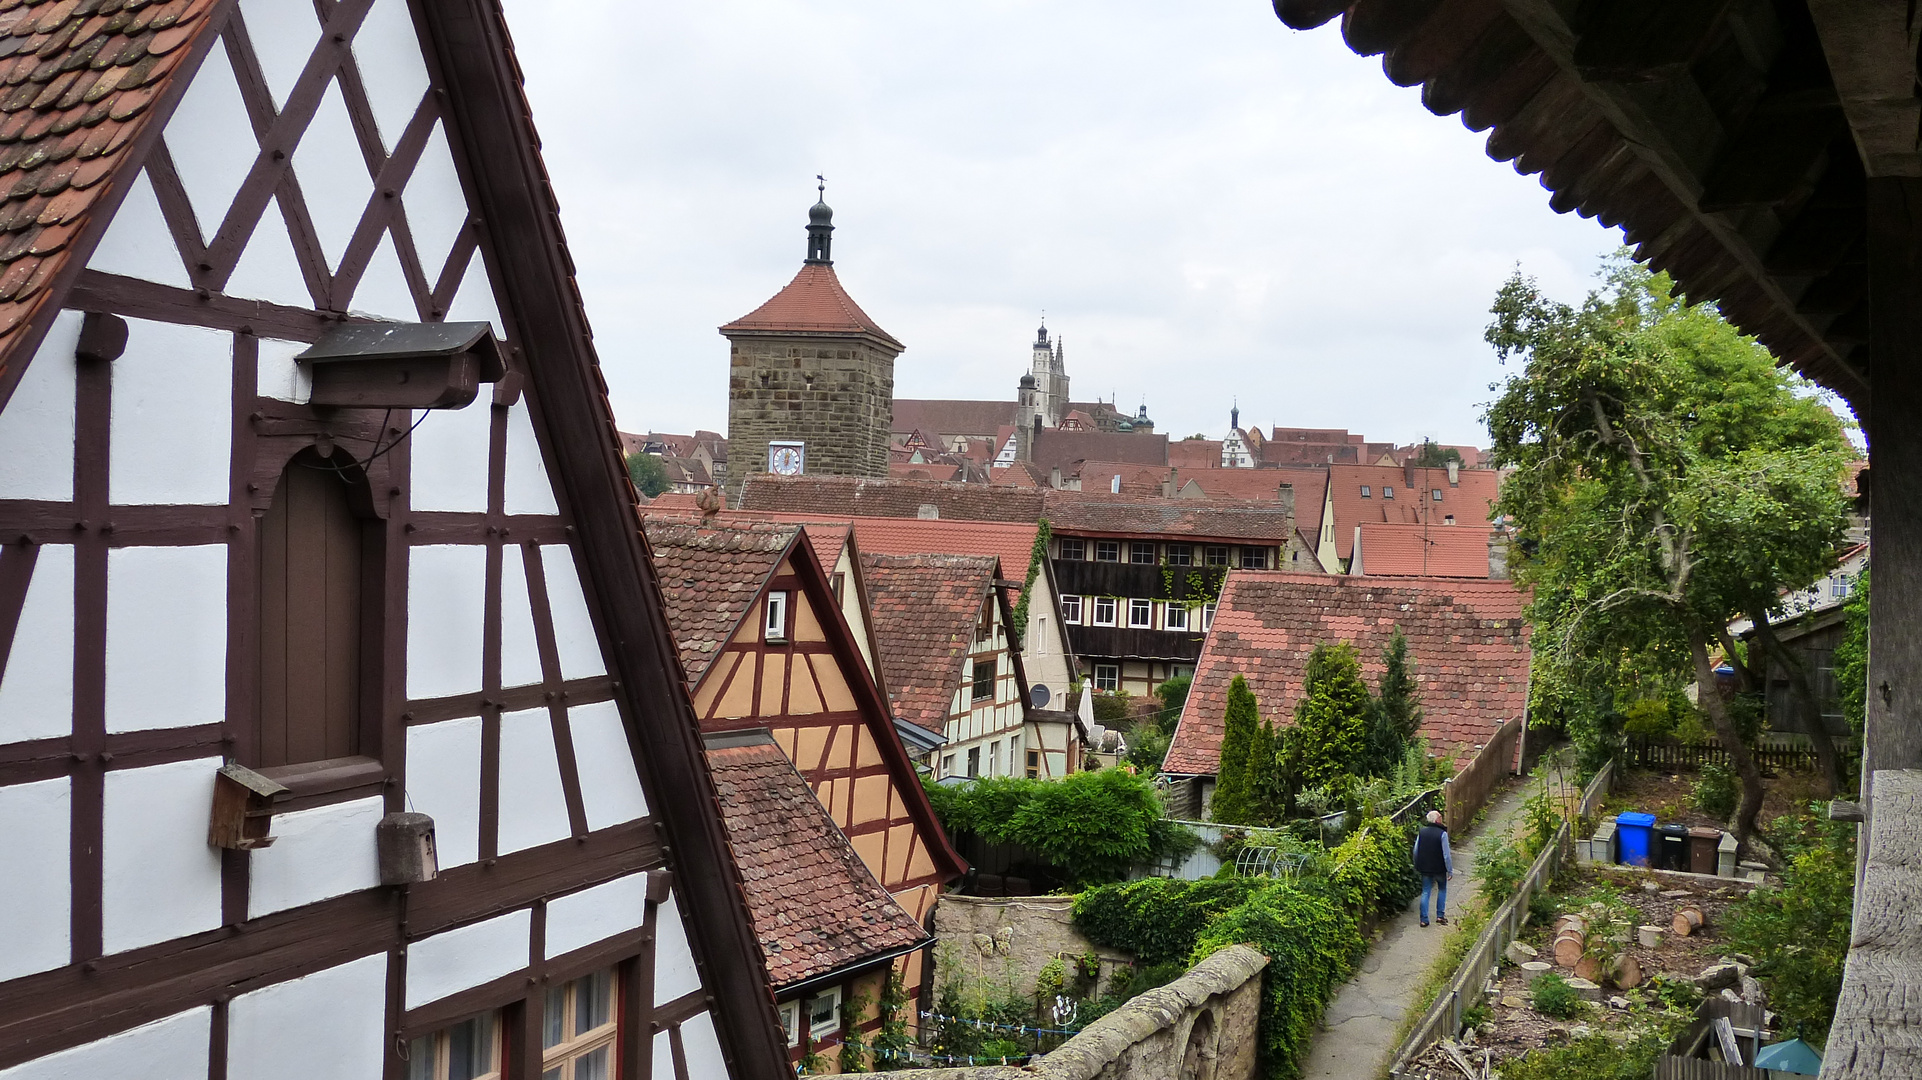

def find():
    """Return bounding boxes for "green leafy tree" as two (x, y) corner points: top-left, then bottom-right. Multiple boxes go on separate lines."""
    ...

(1277, 644), (1370, 805)
(1727, 809), (1857, 1044)
(1410, 442), (1464, 468)
(624, 451), (671, 498)
(1211, 675), (1261, 824)
(1834, 566), (1868, 737)
(1486, 256), (1852, 848)
(1362, 629), (1422, 777)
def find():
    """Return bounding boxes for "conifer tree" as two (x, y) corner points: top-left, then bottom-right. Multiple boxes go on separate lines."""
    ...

(1363, 629), (1423, 776)
(1279, 644), (1371, 800)
(1211, 675), (1260, 824)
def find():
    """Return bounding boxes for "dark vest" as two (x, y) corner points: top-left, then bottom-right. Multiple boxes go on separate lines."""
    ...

(1414, 823), (1449, 876)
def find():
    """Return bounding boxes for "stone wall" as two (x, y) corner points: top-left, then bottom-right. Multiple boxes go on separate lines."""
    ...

(725, 334), (897, 496)
(865, 944), (1268, 1080)
(932, 894), (1132, 1001)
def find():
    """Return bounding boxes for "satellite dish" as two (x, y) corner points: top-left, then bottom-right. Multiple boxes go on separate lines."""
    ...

(1031, 685), (1051, 708)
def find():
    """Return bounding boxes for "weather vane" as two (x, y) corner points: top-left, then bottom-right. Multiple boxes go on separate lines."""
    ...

(817, 174), (826, 197)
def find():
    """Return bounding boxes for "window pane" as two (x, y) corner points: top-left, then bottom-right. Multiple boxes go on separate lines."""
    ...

(407, 1037), (437, 1080)
(575, 970), (613, 1035)
(448, 1015), (494, 1080)
(543, 986), (567, 1048)
(542, 1069), (561, 1080)
(573, 1046), (611, 1080)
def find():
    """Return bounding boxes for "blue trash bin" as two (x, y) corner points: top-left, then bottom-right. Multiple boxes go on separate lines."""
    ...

(1616, 812), (1657, 867)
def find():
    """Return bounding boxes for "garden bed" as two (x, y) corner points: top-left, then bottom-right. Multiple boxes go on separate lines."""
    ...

(1594, 766), (1827, 834)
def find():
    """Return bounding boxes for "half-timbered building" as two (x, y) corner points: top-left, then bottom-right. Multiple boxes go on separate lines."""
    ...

(0, 1), (788, 1076)
(640, 517), (965, 1022)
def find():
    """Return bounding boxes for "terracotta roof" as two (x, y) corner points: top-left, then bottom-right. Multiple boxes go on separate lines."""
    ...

(642, 517), (797, 685)
(1354, 523), (1495, 578)
(796, 520), (850, 571)
(1031, 428), (1169, 470)
(720, 262), (901, 348)
(1164, 573), (1528, 772)
(861, 553), (998, 732)
(891, 462), (961, 482)
(1260, 441), (1361, 466)
(1042, 491), (1295, 544)
(892, 398), (1016, 439)
(988, 462), (1046, 487)
(1168, 465), (1327, 512)
(729, 512), (1041, 585)
(704, 732), (927, 990)
(1327, 464), (1502, 560)
(740, 474), (1046, 524)
(1168, 440), (1223, 469)
(0, 0), (220, 397)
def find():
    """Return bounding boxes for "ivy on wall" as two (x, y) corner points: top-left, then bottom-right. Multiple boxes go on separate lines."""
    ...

(1009, 519), (1051, 642)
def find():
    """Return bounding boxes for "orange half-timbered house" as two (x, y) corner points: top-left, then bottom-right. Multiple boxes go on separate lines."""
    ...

(641, 517), (966, 1016)
(0, 1), (789, 1077)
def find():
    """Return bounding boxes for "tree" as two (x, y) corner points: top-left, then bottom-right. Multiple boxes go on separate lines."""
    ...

(1127, 675), (1192, 774)
(1211, 675), (1261, 824)
(1486, 255), (1852, 851)
(1411, 442), (1464, 469)
(1834, 567), (1868, 737)
(1278, 644), (1371, 805)
(625, 451), (671, 498)
(1363, 629), (1423, 777)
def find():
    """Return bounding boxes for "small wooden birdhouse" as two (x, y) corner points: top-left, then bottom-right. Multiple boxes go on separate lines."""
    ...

(377, 812), (439, 885)
(208, 763), (290, 850)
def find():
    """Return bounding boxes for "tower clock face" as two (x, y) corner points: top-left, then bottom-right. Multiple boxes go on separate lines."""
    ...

(768, 442), (805, 475)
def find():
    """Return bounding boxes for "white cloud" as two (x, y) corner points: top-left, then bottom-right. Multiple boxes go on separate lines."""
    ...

(501, 0), (1622, 446)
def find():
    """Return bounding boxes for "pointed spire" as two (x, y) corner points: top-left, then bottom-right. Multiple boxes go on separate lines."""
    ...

(805, 175), (833, 265)
(1231, 401), (1240, 431)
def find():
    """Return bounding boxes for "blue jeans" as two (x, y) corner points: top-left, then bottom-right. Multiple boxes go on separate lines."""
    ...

(1420, 874), (1447, 922)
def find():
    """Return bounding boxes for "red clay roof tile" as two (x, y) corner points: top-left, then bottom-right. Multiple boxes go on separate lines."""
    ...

(1354, 522), (1495, 578)
(642, 517), (797, 686)
(719, 262), (901, 349)
(861, 552), (998, 733)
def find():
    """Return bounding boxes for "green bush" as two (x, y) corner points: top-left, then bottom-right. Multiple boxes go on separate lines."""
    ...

(1530, 972), (1584, 1019)
(1329, 817), (1420, 919)
(1092, 689), (1133, 725)
(1494, 1029), (1675, 1080)
(1191, 882), (1357, 1080)
(1727, 807), (1856, 1044)
(924, 769), (1193, 885)
(1073, 876), (1271, 964)
(1692, 762), (1738, 820)
(1471, 835), (1531, 905)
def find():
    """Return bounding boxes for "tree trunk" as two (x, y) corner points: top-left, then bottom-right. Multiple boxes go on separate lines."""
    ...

(1747, 609), (1842, 796)
(1690, 630), (1766, 856)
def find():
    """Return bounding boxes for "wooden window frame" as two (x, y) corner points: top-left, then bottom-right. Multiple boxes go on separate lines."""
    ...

(1165, 545), (1193, 566)
(1058, 538), (1085, 561)
(972, 659), (996, 701)
(1238, 547), (1267, 570)
(1093, 540), (1121, 563)
(1092, 664), (1119, 692)
(408, 1011), (503, 1080)
(1204, 546), (1230, 567)
(1026, 749), (1040, 779)
(1128, 542), (1157, 564)
(966, 747), (980, 777)
(764, 590), (789, 644)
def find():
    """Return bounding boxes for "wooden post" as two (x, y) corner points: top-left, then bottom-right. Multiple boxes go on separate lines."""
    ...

(1865, 177), (1922, 796)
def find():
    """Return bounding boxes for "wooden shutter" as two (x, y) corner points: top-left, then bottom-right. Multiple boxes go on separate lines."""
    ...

(257, 453), (364, 766)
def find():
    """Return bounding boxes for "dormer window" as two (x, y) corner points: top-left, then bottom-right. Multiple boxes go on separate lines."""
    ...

(764, 591), (789, 643)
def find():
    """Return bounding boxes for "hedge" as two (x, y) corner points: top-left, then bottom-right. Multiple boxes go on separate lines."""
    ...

(925, 769), (1197, 886)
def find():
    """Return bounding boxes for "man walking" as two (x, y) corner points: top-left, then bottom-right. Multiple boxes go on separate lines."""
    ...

(1413, 809), (1452, 927)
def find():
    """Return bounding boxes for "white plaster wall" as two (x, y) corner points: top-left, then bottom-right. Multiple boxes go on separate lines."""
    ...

(502, 401), (559, 516)
(0, 309), (79, 502)
(102, 757), (222, 955)
(84, 170), (188, 288)
(0, 1006), (209, 1080)
(350, 232), (418, 322)
(224, 199), (313, 310)
(104, 545), (227, 733)
(543, 871), (647, 961)
(109, 319), (231, 505)
(228, 954), (387, 1080)
(408, 401), (491, 512)
(406, 122), (469, 276)
(162, 43), (254, 243)
(499, 547), (543, 688)
(256, 337), (312, 404)
(446, 259), (505, 340)
(679, 1012), (729, 1079)
(354, 0), (431, 149)
(0, 543), (74, 744)
(496, 706), (570, 853)
(652, 1030), (677, 1079)
(403, 717), (482, 868)
(236, 0), (316, 111)
(654, 894), (701, 1005)
(0, 777), (70, 981)
(404, 908), (530, 1010)
(540, 544), (606, 680)
(248, 796), (382, 919)
(567, 700), (648, 830)
(406, 544), (485, 700)
(292, 82), (372, 272)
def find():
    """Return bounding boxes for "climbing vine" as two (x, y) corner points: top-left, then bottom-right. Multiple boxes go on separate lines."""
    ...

(1009, 519), (1051, 641)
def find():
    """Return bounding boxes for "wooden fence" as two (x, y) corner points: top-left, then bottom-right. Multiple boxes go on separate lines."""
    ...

(1442, 716), (1525, 835)
(1386, 759), (1616, 1078)
(1626, 734), (1859, 774)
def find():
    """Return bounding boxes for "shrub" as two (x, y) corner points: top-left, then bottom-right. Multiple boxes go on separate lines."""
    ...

(1727, 808), (1856, 1044)
(1330, 817), (1420, 919)
(1692, 762), (1738, 820)
(1471, 835), (1530, 905)
(1073, 876), (1271, 964)
(1092, 688), (1133, 724)
(1494, 1029), (1675, 1080)
(1191, 883), (1357, 1080)
(925, 769), (1192, 885)
(1530, 972), (1584, 1019)
(1212, 675), (1265, 824)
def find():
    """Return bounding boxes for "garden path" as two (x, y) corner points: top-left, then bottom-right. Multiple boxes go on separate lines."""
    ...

(1299, 761), (1564, 1080)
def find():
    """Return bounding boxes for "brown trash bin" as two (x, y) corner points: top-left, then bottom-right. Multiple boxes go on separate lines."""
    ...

(1687, 827), (1721, 875)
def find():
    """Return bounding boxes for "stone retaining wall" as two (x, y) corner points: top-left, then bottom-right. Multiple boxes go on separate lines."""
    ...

(867, 944), (1269, 1080)
(932, 894), (1132, 1001)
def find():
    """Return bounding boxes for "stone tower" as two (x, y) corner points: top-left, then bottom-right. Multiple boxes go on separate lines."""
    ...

(722, 188), (903, 496)
(1030, 322), (1070, 428)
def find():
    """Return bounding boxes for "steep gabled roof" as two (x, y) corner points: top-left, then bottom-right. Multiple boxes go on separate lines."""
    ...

(642, 517), (799, 686)
(719, 262), (901, 349)
(1030, 428), (1169, 470)
(1354, 522), (1495, 579)
(1164, 572), (1528, 773)
(861, 552), (999, 733)
(1327, 464), (1502, 560)
(704, 731), (927, 990)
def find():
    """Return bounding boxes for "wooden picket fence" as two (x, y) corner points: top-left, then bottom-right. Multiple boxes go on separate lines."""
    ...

(1626, 734), (1859, 774)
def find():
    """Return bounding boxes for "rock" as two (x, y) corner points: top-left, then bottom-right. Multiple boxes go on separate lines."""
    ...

(1566, 977), (1604, 1002)
(1643, 881), (1662, 893)
(1661, 889), (1691, 899)
(1545, 1026), (1571, 1043)
(1521, 961), (1555, 977)
(1501, 995), (1527, 1009)
(993, 927), (1013, 952)
(1506, 941), (1540, 965)
(1740, 975), (1767, 1008)
(1570, 1024), (1594, 1038)
(1731, 952), (1756, 966)
(1608, 996), (1631, 1010)
(1697, 963), (1741, 991)
(1721, 988), (1742, 1003)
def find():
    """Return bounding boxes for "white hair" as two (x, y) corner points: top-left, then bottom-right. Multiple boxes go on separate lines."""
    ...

(1426, 809), (1443, 824)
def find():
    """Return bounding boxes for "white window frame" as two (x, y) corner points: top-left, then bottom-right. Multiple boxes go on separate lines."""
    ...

(1093, 664), (1119, 691)
(1129, 541), (1157, 564)
(1058, 538), (1086, 561)
(1204, 545), (1231, 567)
(780, 1002), (802, 1048)
(1432, 488), (1444, 501)
(1383, 486), (1395, 499)
(988, 739), (1000, 776)
(1094, 540), (1121, 562)
(1128, 598), (1153, 628)
(1092, 596), (1117, 626)
(1060, 595), (1082, 624)
(1165, 544), (1193, 566)
(764, 590), (788, 642)
(1165, 603), (1189, 631)
(808, 987), (843, 1040)
(1239, 547), (1267, 570)
(540, 968), (618, 1080)
(1360, 485), (1371, 498)
(941, 753), (956, 777)
(1201, 602), (1217, 631)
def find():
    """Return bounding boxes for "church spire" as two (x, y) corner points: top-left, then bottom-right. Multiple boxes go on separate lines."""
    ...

(805, 176), (833, 265)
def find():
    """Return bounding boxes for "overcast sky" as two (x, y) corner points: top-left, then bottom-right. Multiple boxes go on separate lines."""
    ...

(498, 0), (1626, 448)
